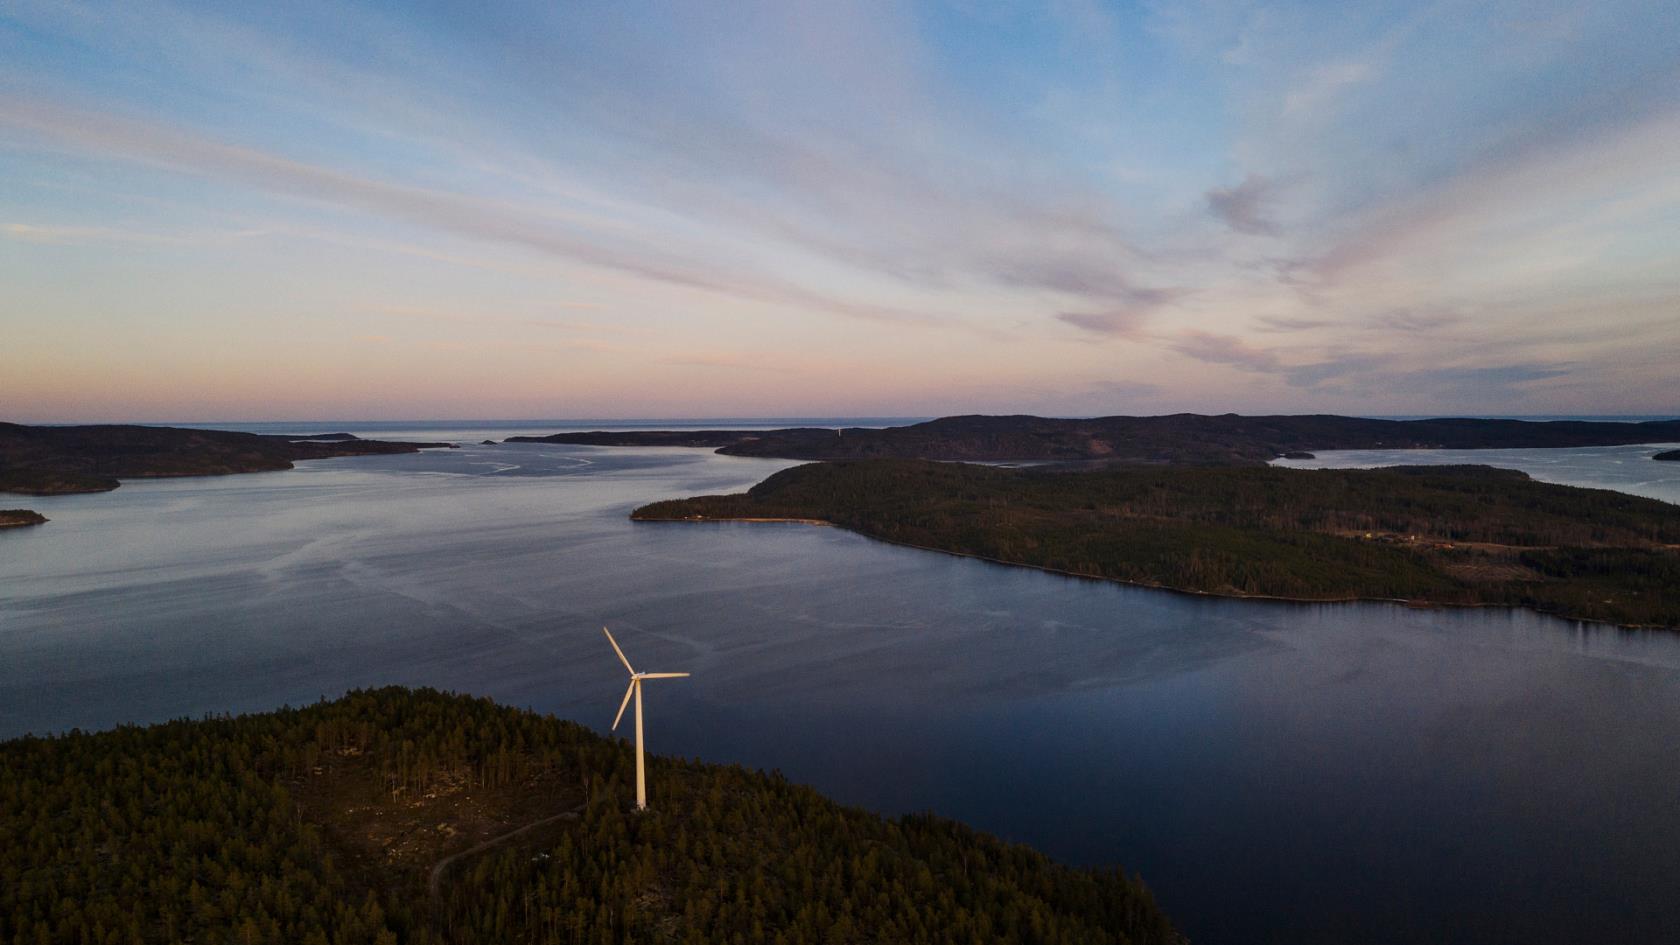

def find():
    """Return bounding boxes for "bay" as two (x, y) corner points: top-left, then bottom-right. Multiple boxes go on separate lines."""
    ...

(4, 428), (1680, 943)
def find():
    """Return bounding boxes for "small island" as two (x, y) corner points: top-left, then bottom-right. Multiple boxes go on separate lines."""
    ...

(0, 509), (47, 528)
(636, 459), (1680, 628)
(0, 423), (453, 495)
(1, 688), (1180, 945)
(1656, 449), (1680, 462)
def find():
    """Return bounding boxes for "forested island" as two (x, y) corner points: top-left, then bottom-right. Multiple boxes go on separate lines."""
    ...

(0, 423), (452, 495)
(0, 509), (47, 528)
(635, 460), (1680, 628)
(512, 413), (1680, 465)
(0, 688), (1180, 945)
(1657, 449), (1680, 461)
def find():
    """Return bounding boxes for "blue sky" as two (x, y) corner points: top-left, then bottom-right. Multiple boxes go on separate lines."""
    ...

(2, 0), (1677, 420)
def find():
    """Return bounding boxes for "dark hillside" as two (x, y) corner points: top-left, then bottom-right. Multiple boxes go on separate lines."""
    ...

(0, 423), (453, 494)
(515, 413), (1680, 464)
(1, 688), (1180, 945)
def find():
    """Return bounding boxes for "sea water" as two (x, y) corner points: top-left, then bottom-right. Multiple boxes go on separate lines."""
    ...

(4, 430), (1680, 944)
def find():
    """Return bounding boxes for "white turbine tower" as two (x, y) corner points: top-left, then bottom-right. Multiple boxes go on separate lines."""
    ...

(603, 626), (689, 811)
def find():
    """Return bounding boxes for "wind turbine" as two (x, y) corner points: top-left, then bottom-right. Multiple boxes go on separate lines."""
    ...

(603, 626), (690, 811)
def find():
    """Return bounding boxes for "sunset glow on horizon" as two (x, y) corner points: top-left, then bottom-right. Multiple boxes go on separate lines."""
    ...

(3, 1), (1679, 422)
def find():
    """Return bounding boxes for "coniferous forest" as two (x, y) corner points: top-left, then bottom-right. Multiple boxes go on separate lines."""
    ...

(634, 460), (1680, 628)
(0, 688), (1181, 945)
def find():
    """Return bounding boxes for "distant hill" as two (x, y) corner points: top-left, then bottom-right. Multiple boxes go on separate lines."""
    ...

(635, 459), (1680, 628)
(0, 423), (453, 495)
(0, 688), (1181, 945)
(513, 414), (1680, 464)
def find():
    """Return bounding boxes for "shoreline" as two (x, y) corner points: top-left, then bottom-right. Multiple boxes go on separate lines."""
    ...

(631, 513), (832, 526)
(633, 515), (1673, 631)
(1, 446), (460, 498)
(0, 422), (457, 498)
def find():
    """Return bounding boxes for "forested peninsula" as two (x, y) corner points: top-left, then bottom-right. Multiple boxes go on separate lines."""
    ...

(512, 413), (1680, 465)
(0, 688), (1180, 945)
(0, 509), (47, 528)
(634, 460), (1680, 628)
(0, 423), (452, 496)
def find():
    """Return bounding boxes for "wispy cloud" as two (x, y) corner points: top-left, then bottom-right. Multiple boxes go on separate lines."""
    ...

(1254, 316), (1332, 333)
(1054, 286), (1183, 337)
(3, 221), (202, 245)
(1281, 104), (1680, 300)
(1205, 174), (1278, 235)
(1170, 331), (1282, 372)
(1282, 352), (1390, 388)
(3, 0), (1678, 418)
(1283, 58), (1376, 118)
(659, 353), (797, 373)
(1290, 360), (1574, 399)
(361, 304), (627, 338)
(1057, 311), (1149, 336)
(0, 95), (947, 329)
(1367, 310), (1464, 333)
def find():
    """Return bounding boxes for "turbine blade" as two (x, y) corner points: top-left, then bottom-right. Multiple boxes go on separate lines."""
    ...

(637, 672), (690, 679)
(602, 626), (634, 674)
(612, 681), (635, 730)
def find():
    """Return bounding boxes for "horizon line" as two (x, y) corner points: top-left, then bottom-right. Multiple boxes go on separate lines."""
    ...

(11, 412), (1679, 428)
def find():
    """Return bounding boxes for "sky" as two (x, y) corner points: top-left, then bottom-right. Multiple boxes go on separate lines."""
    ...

(2, 0), (1678, 422)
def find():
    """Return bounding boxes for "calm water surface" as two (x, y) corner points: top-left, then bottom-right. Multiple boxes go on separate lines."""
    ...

(5, 429), (1680, 944)
(1274, 441), (1680, 503)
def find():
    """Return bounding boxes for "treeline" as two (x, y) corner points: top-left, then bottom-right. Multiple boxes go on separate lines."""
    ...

(0, 422), (450, 495)
(1, 688), (1181, 945)
(443, 754), (1176, 945)
(519, 414), (1680, 465)
(634, 460), (1680, 627)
